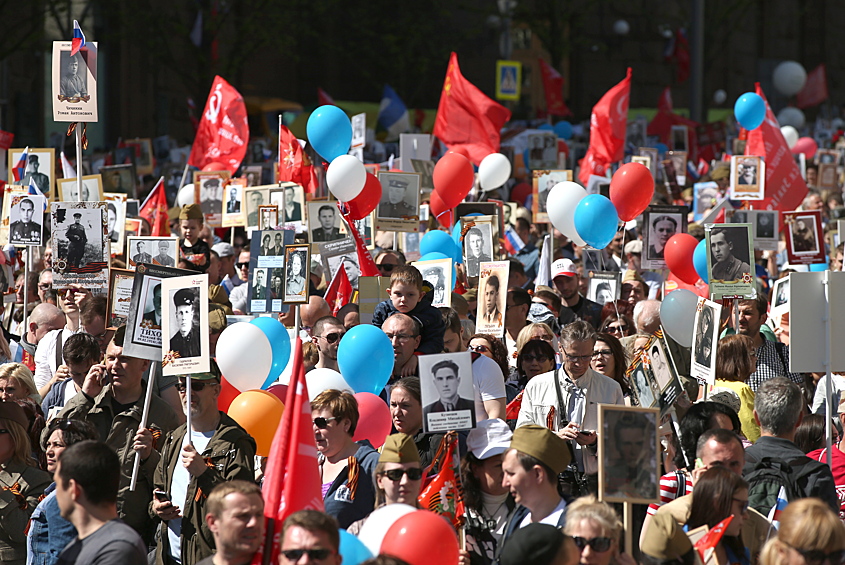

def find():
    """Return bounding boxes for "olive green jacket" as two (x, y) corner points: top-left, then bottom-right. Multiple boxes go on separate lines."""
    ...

(0, 460), (51, 564)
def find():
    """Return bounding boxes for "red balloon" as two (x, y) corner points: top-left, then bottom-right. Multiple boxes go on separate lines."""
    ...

(433, 152), (474, 208)
(202, 161), (227, 172)
(792, 136), (818, 158)
(380, 510), (459, 565)
(352, 392), (392, 448)
(610, 162), (654, 221)
(345, 173), (382, 220)
(666, 273), (709, 298)
(429, 191), (453, 228)
(510, 181), (532, 206)
(447, 147), (471, 159)
(266, 384), (289, 403)
(664, 233), (701, 285)
(217, 376), (240, 412)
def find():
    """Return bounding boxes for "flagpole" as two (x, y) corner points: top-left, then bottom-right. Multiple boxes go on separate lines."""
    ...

(186, 377), (192, 447)
(130, 366), (157, 491)
(178, 162), (191, 194)
(75, 123), (83, 202)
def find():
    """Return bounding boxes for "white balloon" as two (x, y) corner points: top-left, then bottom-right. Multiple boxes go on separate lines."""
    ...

(659, 289), (699, 348)
(546, 181), (587, 246)
(773, 61), (807, 97)
(780, 125), (799, 149)
(326, 155), (366, 201)
(177, 184), (196, 206)
(777, 107), (805, 130)
(305, 368), (353, 401)
(613, 19), (630, 35)
(478, 153), (512, 190)
(357, 504), (417, 555)
(713, 89), (727, 105)
(217, 323), (272, 392)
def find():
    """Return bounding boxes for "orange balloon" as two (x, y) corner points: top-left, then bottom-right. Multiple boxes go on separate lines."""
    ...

(227, 390), (284, 456)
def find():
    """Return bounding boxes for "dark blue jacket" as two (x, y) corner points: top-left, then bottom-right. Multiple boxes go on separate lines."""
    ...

(494, 500), (568, 565)
(322, 440), (381, 529)
(41, 379), (74, 417)
(372, 293), (445, 355)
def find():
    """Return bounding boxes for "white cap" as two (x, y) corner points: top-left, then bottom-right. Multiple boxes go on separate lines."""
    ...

(551, 258), (577, 279)
(466, 419), (513, 460)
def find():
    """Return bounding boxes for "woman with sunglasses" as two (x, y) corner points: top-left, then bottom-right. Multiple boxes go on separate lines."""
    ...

(514, 323), (558, 366)
(564, 496), (636, 565)
(759, 498), (845, 565)
(599, 313), (635, 338)
(590, 333), (632, 398)
(27, 418), (98, 565)
(468, 334), (510, 382)
(685, 467), (750, 565)
(514, 340), (557, 390)
(0, 401), (51, 565)
(312, 389), (380, 529)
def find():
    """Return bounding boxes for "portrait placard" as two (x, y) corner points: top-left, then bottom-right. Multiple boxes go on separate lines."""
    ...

(270, 183), (305, 226)
(375, 171), (420, 233)
(410, 159), (435, 192)
(221, 179), (245, 228)
(7, 148), (55, 199)
(771, 275), (790, 319)
(751, 210), (778, 251)
(526, 132), (558, 170)
(244, 185), (272, 231)
(351, 113), (366, 149)
(642, 205), (688, 270)
(8, 194), (45, 246)
(241, 165), (263, 187)
(645, 333), (684, 417)
(413, 257), (452, 309)
(818, 163), (838, 191)
(308, 202), (347, 246)
(124, 139), (153, 176)
(598, 405), (660, 504)
(399, 134), (431, 174)
(51, 202), (109, 289)
(283, 245), (310, 304)
(462, 222), (493, 279)
(587, 272), (621, 306)
(419, 352), (476, 433)
(455, 203), (504, 241)
(816, 148), (839, 166)
(690, 297), (722, 384)
(258, 205), (279, 231)
(666, 151), (687, 186)
(671, 126), (689, 152)
(0, 186), (27, 247)
(100, 164), (137, 198)
(107, 268), (135, 329)
(475, 261), (509, 338)
(532, 170), (572, 224)
(320, 238), (360, 290)
(126, 236), (179, 269)
(399, 231), (422, 262)
(729, 155), (765, 200)
(705, 223), (755, 299)
(161, 274), (210, 376)
(784, 210), (825, 266)
(57, 174), (104, 202)
(692, 181), (719, 222)
(103, 192), (126, 256)
(194, 170), (229, 228)
(248, 229), (295, 313)
(51, 41), (98, 122)
(637, 147), (659, 180)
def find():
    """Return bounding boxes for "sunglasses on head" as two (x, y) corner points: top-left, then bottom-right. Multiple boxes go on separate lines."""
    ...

(281, 549), (332, 561)
(316, 331), (344, 344)
(175, 380), (213, 393)
(379, 468), (423, 481)
(572, 536), (613, 552)
(312, 417), (337, 429)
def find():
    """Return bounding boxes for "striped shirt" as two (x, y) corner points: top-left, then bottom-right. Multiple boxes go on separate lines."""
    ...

(647, 470), (694, 516)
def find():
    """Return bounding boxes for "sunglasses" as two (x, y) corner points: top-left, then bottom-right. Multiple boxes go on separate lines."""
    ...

(0, 429), (8, 435)
(316, 331), (344, 344)
(175, 380), (213, 393)
(236, 262), (249, 269)
(379, 468), (423, 481)
(523, 354), (551, 363)
(312, 417), (337, 429)
(788, 546), (845, 565)
(377, 263), (396, 272)
(572, 536), (613, 553)
(53, 419), (80, 432)
(606, 325), (628, 333)
(468, 344), (490, 353)
(281, 549), (332, 561)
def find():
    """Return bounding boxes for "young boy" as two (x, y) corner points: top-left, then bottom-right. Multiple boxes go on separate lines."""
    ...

(372, 265), (445, 376)
(178, 204), (210, 272)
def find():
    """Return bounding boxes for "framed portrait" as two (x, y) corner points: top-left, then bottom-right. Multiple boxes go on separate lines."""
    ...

(107, 268), (135, 329)
(8, 148), (55, 199)
(784, 210), (825, 265)
(100, 164), (137, 198)
(631, 155), (651, 170)
(752, 210), (778, 251)
(462, 222), (493, 279)
(51, 41), (98, 122)
(419, 352), (476, 433)
(526, 132), (558, 170)
(124, 218), (142, 238)
(670, 125), (689, 152)
(194, 170), (229, 227)
(532, 169), (572, 223)
(351, 214), (373, 249)
(771, 275), (790, 319)
(627, 355), (659, 409)
(475, 261), (510, 338)
(124, 138), (154, 176)
(705, 223), (755, 299)
(400, 231), (422, 262)
(667, 151), (687, 185)
(244, 185), (272, 231)
(283, 245), (310, 304)
(645, 334), (684, 417)
(0, 186), (27, 247)
(320, 237), (360, 290)
(642, 205), (687, 269)
(126, 236), (179, 269)
(598, 405), (660, 504)
(57, 174), (104, 202)
(587, 272), (621, 306)
(456, 203), (504, 241)
(257, 205), (279, 231)
(222, 179), (245, 228)
(399, 134), (431, 174)
(50, 202), (109, 289)
(729, 155), (765, 200)
(690, 297), (722, 384)
(122, 263), (194, 360)
(816, 148), (839, 166)
(375, 171), (421, 233)
(241, 165), (263, 187)
(411, 159), (435, 192)
(818, 163), (838, 191)
(162, 163), (185, 205)
(638, 147), (659, 180)
(103, 192), (127, 256)
(351, 113), (366, 149)
(8, 194), (45, 246)
(692, 181), (719, 222)
(161, 274), (210, 376)
(413, 257), (452, 309)
(308, 202), (346, 246)
(626, 119), (647, 149)
(247, 229), (295, 313)
(270, 183), (306, 226)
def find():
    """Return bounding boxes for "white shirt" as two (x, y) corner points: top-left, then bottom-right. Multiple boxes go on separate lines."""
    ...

(168, 429), (214, 562)
(472, 354), (507, 421)
(520, 498), (567, 528)
(33, 328), (81, 391)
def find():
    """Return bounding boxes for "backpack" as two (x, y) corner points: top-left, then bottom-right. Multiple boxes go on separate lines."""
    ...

(744, 456), (814, 515)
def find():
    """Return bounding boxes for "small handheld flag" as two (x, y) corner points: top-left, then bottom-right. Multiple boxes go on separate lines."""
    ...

(71, 20), (86, 56)
(12, 147), (29, 183)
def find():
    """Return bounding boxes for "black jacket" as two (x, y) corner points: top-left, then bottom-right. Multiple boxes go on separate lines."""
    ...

(372, 291), (445, 355)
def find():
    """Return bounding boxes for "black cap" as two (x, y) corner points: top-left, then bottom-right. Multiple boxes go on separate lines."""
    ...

(500, 524), (565, 565)
(173, 288), (195, 307)
(73, 213), (82, 218)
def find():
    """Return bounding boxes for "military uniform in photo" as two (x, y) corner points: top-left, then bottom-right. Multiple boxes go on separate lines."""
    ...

(169, 288), (200, 358)
(65, 213), (88, 267)
(380, 178), (416, 218)
(133, 251), (153, 264)
(311, 226), (341, 242)
(9, 219), (41, 244)
(711, 255), (750, 281)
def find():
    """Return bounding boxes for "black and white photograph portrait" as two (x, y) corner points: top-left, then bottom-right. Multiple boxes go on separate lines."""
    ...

(400, 231), (421, 262)
(599, 405), (659, 504)
(753, 210), (778, 251)
(730, 155), (765, 200)
(244, 186), (270, 229)
(631, 363), (656, 408)
(667, 151), (687, 185)
(222, 180), (245, 228)
(413, 257), (452, 309)
(161, 274), (210, 376)
(241, 165), (263, 187)
(57, 174), (104, 202)
(126, 236), (178, 269)
(784, 210), (825, 266)
(771, 276), (790, 318)
(376, 172), (420, 233)
(8, 148), (55, 198)
(107, 268), (135, 329)
(104, 193), (127, 255)
(249, 268), (270, 312)
(284, 245), (310, 304)
(705, 224), (754, 298)
(463, 223), (493, 278)
(99, 164), (137, 198)
(259, 205), (278, 231)
(194, 171), (228, 226)
(8, 194), (45, 246)
(527, 132), (558, 170)
(642, 206), (687, 269)
(671, 125), (689, 152)
(692, 181), (719, 222)
(309, 202), (344, 243)
(587, 272), (621, 306)
(320, 237), (360, 290)
(475, 261), (509, 338)
(411, 159), (435, 192)
(627, 120), (646, 150)
(51, 41), (98, 123)
(248, 138), (268, 164)
(419, 352), (476, 433)
(247, 229), (295, 314)
(270, 183), (305, 224)
(532, 169), (571, 223)
(691, 297), (721, 384)
(50, 202), (108, 288)
(225, 183), (241, 214)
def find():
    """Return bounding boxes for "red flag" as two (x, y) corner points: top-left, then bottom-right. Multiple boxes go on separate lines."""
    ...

(317, 87), (335, 106)
(746, 83), (808, 215)
(658, 87), (673, 113)
(278, 125), (303, 184)
(324, 264), (353, 315)
(538, 58), (572, 117)
(433, 52), (512, 165)
(797, 64), (828, 109)
(253, 338), (323, 565)
(674, 29), (690, 83)
(418, 433), (465, 528)
(139, 178), (170, 236)
(188, 76), (249, 174)
(578, 68), (632, 185)
(693, 515), (733, 561)
(338, 203), (380, 277)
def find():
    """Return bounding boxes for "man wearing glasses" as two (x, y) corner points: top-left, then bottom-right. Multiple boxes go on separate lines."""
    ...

(151, 361), (256, 565)
(516, 320), (624, 492)
(311, 316), (345, 372)
(280, 510), (343, 565)
(227, 250), (252, 314)
(382, 313), (421, 379)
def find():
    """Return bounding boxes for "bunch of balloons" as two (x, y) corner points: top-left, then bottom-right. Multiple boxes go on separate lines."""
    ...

(430, 149), (512, 226)
(357, 505), (460, 565)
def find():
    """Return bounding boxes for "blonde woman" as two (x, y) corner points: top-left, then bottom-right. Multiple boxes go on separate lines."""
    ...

(564, 496), (636, 565)
(759, 498), (845, 565)
(0, 363), (41, 403)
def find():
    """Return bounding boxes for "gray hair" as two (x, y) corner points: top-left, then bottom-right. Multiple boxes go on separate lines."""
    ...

(633, 299), (661, 334)
(559, 319), (596, 348)
(754, 377), (803, 436)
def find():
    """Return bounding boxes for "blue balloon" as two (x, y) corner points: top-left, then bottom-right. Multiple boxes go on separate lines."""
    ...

(810, 259), (829, 272)
(522, 148), (531, 172)
(421, 230), (458, 262)
(573, 195), (620, 249)
(250, 317), (291, 389)
(654, 143), (669, 155)
(693, 239), (710, 284)
(554, 121), (573, 140)
(451, 223), (463, 263)
(734, 92), (766, 131)
(537, 123), (554, 131)
(337, 324), (394, 395)
(338, 529), (373, 565)
(306, 105), (353, 161)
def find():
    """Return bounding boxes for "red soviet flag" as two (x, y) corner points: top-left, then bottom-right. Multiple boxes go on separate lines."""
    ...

(433, 52), (512, 165)
(538, 58), (572, 117)
(338, 203), (380, 277)
(139, 177), (170, 237)
(278, 125), (303, 183)
(323, 265), (353, 315)
(188, 76), (249, 174)
(746, 83), (808, 215)
(797, 64), (828, 109)
(578, 68), (632, 185)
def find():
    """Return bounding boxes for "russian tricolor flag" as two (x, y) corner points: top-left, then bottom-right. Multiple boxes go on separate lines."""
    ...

(71, 20), (86, 56)
(28, 177), (47, 209)
(503, 225), (525, 255)
(767, 485), (788, 529)
(12, 147), (28, 183)
(377, 84), (410, 142)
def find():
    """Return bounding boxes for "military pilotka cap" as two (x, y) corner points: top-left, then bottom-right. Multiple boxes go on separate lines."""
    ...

(640, 512), (697, 561)
(179, 358), (222, 382)
(208, 303), (227, 333)
(500, 523), (565, 565)
(510, 424), (570, 474)
(0, 401), (29, 429)
(179, 204), (203, 221)
(379, 433), (421, 464)
(174, 288), (194, 306)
